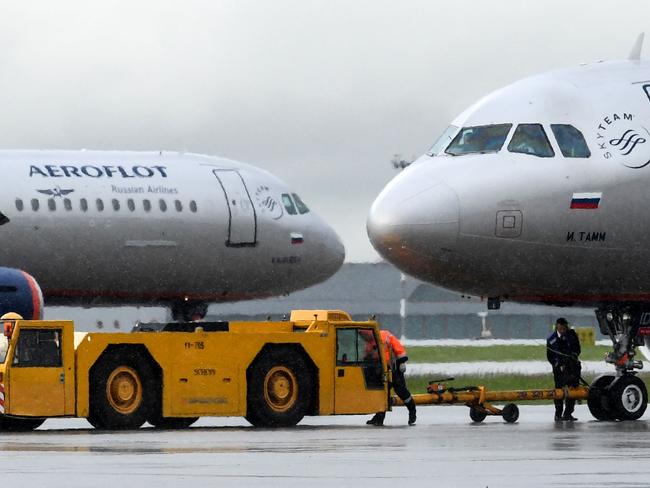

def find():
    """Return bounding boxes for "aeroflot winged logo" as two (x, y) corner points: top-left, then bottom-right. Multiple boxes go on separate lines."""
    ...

(37, 186), (74, 198)
(595, 113), (650, 169)
(29, 164), (168, 178)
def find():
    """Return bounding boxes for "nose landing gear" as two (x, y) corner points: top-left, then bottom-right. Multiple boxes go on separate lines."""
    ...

(588, 306), (649, 421)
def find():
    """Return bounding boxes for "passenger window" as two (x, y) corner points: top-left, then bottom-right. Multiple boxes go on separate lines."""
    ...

(112, 199), (120, 211)
(508, 124), (555, 157)
(551, 124), (591, 158)
(189, 200), (198, 213)
(96, 199), (104, 212)
(48, 198), (56, 211)
(12, 328), (62, 367)
(291, 193), (310, 214)
(336, 328), (384, 389)
(63, 198), (72, 211)
(159, 199), (167, 212)
(446, 124), (512, 156)
(80, 198), (88, 212)
(143, 199), (151, 212)
(15, 199), (23, 211)
(281, 194), (297, 215)
(174, 200), (182, 212)
(31, 199), (39, 211)
(127, 199), (135, 211)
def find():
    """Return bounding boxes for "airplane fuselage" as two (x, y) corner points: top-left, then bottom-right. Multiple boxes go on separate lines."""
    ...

(369, 60), (650, 306)
(0, 150), (344, 306)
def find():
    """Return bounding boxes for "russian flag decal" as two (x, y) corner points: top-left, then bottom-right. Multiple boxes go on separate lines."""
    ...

(290, 232), (304, 244)
(570, 192), (602, 209)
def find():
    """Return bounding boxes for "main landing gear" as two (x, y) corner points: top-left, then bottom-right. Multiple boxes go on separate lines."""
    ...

(588, 306), (649, 421)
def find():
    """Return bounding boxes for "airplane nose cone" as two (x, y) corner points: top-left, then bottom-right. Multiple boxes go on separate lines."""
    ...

(367, 178), (459, 262)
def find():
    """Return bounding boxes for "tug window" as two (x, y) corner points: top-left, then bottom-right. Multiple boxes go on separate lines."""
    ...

(292, 193), (310, 214)
(12, 328), (62, 367)
(507, 124), (555, 157)
(336, 328), (384, 389)
(445, 124), (512, 156)
(551, 124), (591, 158)
(281, 194), (297, 215)
(15, 199), (23, 211)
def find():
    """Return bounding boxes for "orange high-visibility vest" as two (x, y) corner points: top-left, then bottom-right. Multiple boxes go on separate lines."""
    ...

(380, 330), (408, 365)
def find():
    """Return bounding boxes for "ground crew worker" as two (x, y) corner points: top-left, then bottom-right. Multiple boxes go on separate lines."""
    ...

(547, 317), (581, 421)
(367, 330), (417, 426)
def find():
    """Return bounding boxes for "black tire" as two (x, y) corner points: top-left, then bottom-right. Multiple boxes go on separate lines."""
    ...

(469, 406), (487, 423)
(609, 375), (648, 421)
(502, 403), (519, 423)
(88, 349), (156, 430)
(588, 374), (616, 421)
(0, 415), (45, 431)
(246, 348), (313, 427)
(149, 416), (199, 429)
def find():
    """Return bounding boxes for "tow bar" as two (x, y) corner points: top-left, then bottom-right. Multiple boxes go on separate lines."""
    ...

(392, 378), (590, 423)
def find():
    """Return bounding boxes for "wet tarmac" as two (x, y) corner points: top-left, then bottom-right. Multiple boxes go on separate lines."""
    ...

(2, 405), (649, 487)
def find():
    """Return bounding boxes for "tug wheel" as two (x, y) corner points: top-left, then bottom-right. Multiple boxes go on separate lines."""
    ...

(469, 406), (487, 423)
(609, 375), (648, 421)
(502, 403), (519, 423)
(587, 375), (616, 421)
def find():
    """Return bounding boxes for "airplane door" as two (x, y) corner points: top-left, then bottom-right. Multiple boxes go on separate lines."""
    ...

(213, 169), (257, 246)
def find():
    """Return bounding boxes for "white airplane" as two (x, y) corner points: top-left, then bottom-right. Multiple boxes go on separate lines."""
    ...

(0, 150), (344, 320)
(368, 35), (650, 420)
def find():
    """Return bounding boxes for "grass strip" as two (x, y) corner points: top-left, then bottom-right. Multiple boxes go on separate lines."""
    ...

(408, 344), (611, 363)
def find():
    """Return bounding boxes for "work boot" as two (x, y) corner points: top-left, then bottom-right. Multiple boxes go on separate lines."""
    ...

(562, 414), (578, 422)
(406, 399), (417, 426)
(366, 413), (385, 426)
(554, 415), (562, 422)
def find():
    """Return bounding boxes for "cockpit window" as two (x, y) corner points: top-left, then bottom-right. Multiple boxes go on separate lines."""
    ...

(281, 194), (297, 215)
(291, 193), (310, 214)
(427, 125), (459, 156)
(445, 124), (512, 156)
(551, 124), (591, 158)
(507, 124), (555, 158)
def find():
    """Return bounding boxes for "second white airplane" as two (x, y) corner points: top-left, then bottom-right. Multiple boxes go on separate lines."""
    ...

(0, 150), (344, 320)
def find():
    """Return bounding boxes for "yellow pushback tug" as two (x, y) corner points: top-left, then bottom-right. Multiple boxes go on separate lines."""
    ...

(0, 310), (389, 430)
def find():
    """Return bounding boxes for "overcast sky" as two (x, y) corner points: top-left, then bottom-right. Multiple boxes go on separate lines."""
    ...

(1, 1), (649, 261)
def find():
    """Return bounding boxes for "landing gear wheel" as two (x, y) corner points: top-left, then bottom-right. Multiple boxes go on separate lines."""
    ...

(588, 374), (616, 421)
(469, 406), (487, 423)
(609, 375), (648, 421)
(149, 416), (199, 429)
(502, 403), (519, 423)
(89, 349), (156, 430)
(0, 415), (45, 431)
(246, 348), (313, 427)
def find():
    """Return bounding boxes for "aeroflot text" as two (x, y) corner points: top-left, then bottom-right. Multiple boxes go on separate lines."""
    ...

(29, 165), (168, 178)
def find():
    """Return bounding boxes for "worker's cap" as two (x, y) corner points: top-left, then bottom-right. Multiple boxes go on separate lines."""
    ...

(555, 317), (569, 326)
(1, 312), (23, 320)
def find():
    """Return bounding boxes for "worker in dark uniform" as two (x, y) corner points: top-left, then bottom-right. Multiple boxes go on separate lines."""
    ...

(547, 317), (581, 421)
(367, 330), (417, 426)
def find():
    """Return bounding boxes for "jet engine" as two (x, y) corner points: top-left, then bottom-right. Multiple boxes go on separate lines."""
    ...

(0, 268), (43, 320)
